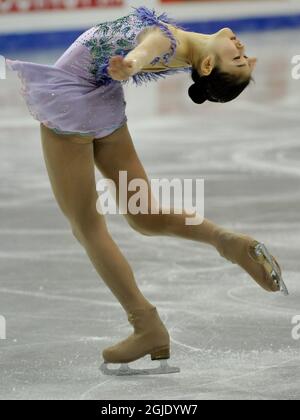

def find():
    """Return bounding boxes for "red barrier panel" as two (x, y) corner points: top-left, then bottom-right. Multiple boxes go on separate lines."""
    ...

(0, 0), (123, 13)
(160, 0), (248, 2)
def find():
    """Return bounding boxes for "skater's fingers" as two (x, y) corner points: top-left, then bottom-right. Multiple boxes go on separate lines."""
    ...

(108, 69), (129, 82)
(114, 56), (127, 68)
(111, 55), (123, 62)
(115, 65), (130, 77)
(108, 62), (124, 73)
(109, 57), (124, 71)
(108, 58), (133, 80)
(113, 65), (128, 76)
(113, 68), (131, 79)
(108, 68), (123, 81)
(114, 61), (125, 70)
(109, 62), (121, 72)
(110, 56), (133, 70)
(109, 58), (118, 67)
(123, 59), (133, 69)
(111, 67), (125, 78)
(116, 62), (129, 73)
(109, 65), (118, 74)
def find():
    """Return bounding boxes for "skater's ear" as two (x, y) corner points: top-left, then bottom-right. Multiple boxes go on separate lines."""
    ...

(199, 55), (215, 77)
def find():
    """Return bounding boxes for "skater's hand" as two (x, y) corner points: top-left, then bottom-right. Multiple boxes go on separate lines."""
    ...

(108, 56), (140, 81)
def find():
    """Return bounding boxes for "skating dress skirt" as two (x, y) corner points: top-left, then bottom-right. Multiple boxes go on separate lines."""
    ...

(6, 6), (192, 140)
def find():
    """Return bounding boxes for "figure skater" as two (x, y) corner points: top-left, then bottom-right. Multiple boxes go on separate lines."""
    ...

(5, 6), (288, 376)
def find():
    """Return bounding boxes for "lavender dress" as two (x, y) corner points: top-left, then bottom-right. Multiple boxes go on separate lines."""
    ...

(6, 6), (192, 139)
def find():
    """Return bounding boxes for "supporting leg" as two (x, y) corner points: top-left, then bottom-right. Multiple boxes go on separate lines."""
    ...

(40, 123), (153, 314)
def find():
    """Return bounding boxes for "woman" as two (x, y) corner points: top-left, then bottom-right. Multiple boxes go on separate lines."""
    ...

(6, 6), (287, 376)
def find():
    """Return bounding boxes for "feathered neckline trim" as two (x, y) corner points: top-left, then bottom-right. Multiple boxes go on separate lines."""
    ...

(95, 6), (192, 87)
(131, 5), (187, 31)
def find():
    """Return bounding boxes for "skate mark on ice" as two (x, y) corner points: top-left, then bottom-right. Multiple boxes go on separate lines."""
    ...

(150, 350), (300, 400)
(232, 139), (300, 178)
(0, 250), (84, 258)
(1, 310), (107, 323)
(210, 190), (299, 207)
(192, 354), (300, 394)
(80, 378), (118, 400)
(0, 336), (108, 352)
(0, 287), (120, 308)
(0, 228), (71, 235)
(170, 330), (218, 353)
(234, 101), (300, 122)
(227, 284), (296, 315)
(84, 354), (299, 401)
(0, 195), (53, 208)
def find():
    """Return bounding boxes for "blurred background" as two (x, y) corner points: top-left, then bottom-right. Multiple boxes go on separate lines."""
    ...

(1, 0), (300, 121)
(0, 0), (300, 401)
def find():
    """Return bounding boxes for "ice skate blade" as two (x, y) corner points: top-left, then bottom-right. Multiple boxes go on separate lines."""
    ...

(100, 359), (180, 376)
(254, 243), (289, 296)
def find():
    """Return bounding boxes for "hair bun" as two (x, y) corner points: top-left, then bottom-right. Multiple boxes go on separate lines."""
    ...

(189, 67), (252, 105)
(188, 83), (207, 104)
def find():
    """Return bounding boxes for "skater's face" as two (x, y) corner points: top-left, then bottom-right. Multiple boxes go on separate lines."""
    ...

(210, 28), (257, 80)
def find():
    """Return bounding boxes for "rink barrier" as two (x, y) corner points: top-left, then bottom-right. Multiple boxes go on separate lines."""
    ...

(1, 13), (300, 53)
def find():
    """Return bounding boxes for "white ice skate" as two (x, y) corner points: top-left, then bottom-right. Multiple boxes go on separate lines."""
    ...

(254, 243), (289, 296)
(100, 358), (180, 376)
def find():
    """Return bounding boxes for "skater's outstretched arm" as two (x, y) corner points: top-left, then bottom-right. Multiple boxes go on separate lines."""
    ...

(108, 29), (174, 81)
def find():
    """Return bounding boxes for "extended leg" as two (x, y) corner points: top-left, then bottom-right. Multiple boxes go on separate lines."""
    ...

(94, 124), (287, 294)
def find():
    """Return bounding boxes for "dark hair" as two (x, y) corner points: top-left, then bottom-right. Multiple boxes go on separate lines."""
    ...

(188, 67), (252, 104)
